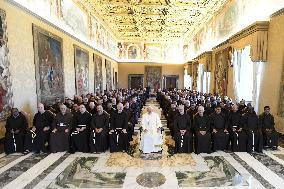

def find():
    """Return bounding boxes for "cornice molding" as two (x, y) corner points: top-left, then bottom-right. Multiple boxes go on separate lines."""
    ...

(212, 21), (269, 51)
(229, 21), (269, 44)
(270, 7), (284, 18)
(193, 51), (212, 61)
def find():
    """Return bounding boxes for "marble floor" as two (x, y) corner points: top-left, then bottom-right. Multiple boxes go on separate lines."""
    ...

(0, 99), (284, 189)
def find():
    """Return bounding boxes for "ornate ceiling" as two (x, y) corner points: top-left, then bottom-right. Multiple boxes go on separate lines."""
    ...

(83, 0), (228, 42)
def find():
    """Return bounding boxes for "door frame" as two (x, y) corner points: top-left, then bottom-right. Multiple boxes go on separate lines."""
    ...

(163, 75), (179, 89)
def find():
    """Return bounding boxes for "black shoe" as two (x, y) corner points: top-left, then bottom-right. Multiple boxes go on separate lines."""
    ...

(34, 150), (40, 154)
(23, 150), (30, 155)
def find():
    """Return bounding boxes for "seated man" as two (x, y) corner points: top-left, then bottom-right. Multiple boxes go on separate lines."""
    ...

(210, 105), (230, 151)
(228, 104), (247, 152)
(193, 106), (211, 154)
(140, 106), (163, 154)
(5, 108), (28, 154)
(24, 103), (54, 153)
(174, 105), (193, 153)
(259, 106), (278, 150)
(90, 105), (109, 153)
(50, 104), (73, 153)
(70, 105), (92, 153)
(243, 107), (263, 153)
(109, 103), (129, 153)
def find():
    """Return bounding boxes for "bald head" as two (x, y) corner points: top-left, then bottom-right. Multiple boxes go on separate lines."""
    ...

(60, 104), (67, 114)
(117, 102), (124, 113)
(37, 103), (45, 113)
(198, 106), (205, 116)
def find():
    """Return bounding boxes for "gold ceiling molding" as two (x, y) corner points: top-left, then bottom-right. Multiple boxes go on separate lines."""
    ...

(82, 0), (229, 42)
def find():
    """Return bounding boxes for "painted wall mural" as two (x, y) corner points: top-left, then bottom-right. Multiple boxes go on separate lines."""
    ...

(33, 25), (64, 105)
(93, 54), (103, 93)
(60, 0), (88, 38)
(117, 41), (184, 62)
(215, 1), (240, 40)
(74, 46), (89, 96)
(90, 15), (117, 56)
(0, 9), (13, 121)
(188, 0), (284, 59)
(13, 0), (55, 18)
(14, 0), (117, 59)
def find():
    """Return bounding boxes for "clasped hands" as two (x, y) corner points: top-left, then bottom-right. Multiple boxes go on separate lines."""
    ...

(31, 126), (50, 132)
(213, 129), (228, 134)
(143, 128), (161, 133)
(95, 128), (103, 133)
(10, 129), (20, 134)
(109, 129), (127, 134)
(232, 127), (242, 132)
(76, 127), (86, 132)
(52, 128), (69, 133)
(180, 130), (186, 136)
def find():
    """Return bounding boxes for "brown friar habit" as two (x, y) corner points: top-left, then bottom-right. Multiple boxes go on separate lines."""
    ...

(24, 110), (54, 152)
(70, 111), (92, 152)
(210, 112), (230, 151)
(193, 114), (211, 154)
(109, 110), (129, 153)
(50, 112), (73, 152)
(5, 113), (28, 154)
(243, 111), (263, 153)
(174, 113), (193, 153)
(259, 112), (278, 149)
(228, 111), (247, 152)
(90, 112), (109, 153)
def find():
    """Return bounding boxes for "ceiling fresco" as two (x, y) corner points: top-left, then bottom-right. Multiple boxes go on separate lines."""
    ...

(83, 0), (228, 42)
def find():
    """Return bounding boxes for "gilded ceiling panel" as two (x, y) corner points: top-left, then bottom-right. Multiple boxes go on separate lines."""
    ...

(82, 0), (228, 42)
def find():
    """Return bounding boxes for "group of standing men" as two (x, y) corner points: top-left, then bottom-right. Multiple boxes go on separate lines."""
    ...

(157, 89), (279, 154)
(4, 89), (148, 154)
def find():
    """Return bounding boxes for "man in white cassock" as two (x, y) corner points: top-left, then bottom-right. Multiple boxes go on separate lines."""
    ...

(140, 106), (163, 153)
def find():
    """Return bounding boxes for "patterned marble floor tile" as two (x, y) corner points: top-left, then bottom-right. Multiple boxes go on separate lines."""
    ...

(176, 156), (248, 187)
(229, 153), (274, 189)
(0, 153), (48, 188)
(274, 154), (284, 161)
(23, 153), (69, 189)
(250, 152), (284, 180)
(47, 157), (127, 188)
(235, 152), (284, 188)
(0, 154), (22, 168)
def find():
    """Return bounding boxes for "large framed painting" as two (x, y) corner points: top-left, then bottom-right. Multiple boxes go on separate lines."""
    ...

(74, 45), (89, 96)
(93, 54), (103, 93)
(33, 25), (64, 105)
(0, 9), (13, 121)
(145, 66), (162, 91)
(105, 60), (112, 91)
